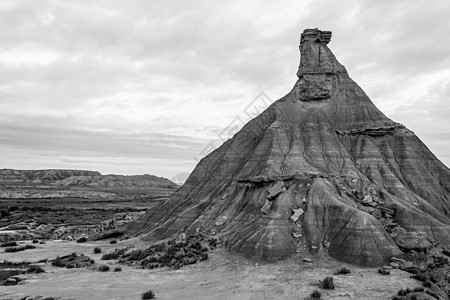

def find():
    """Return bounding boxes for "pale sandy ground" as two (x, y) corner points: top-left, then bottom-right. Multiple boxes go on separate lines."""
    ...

(0, 239), (421, 300)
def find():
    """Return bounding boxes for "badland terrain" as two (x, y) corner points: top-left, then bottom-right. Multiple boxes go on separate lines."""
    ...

(1, 29), (450, 300)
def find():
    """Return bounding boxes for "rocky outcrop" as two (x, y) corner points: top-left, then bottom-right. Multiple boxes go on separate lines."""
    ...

(127, 28), (450, 266)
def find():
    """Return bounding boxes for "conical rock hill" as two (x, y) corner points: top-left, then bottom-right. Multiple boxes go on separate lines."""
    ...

(127, 28), (450, 266)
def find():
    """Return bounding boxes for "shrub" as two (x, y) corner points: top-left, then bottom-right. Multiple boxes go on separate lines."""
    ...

(32, 239), (39, 244)
(442, 249), (450, 257)
(110, 240), (117, 244)
(52, 256), (64, 267)
(319, 276), (335, 290)
(114, 266), (122, 272)
(423, 280), (432, 287)
(1, 241), (18, 247)
(335, 267), (351, 275)
(98, 265), (110, 272)
(102, 253), (118, 260)
(39, 241), (46, 244)
(142, 290), (155, 299)
(200, 252), (208, 261)
(77, 237), (87, 243)
(310, 290), (321, 299)
(94, 247), (102, 254)
(413, 287), (424, 292)
(378, 268), (390, 275)
(4, 245), (35, 252)
(26, 265), (45, 273)
(412, 273), (427, 282)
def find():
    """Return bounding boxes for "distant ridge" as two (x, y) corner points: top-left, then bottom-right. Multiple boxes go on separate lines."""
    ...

(0, 168), (178, 189)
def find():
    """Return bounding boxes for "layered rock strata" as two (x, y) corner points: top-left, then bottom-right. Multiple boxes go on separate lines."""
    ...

(127, 28), (450, 266)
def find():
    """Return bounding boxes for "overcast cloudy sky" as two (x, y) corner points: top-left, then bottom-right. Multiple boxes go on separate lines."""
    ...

(1, 0), (449, 180)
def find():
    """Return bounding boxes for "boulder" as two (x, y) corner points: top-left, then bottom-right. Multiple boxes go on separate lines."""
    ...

(290, 208), (304, 222)
(394, 231), (432, 252)
(266, 181), (286, 200)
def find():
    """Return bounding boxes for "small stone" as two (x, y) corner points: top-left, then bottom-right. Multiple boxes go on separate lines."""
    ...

(311, 245), (318, 250)
(292, 232), (302, 239)
(362, 195), (373, 204)
(303, 257), (313, 263)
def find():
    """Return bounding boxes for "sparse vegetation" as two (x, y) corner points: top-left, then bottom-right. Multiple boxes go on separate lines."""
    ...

(378, 268), (390, 275)
(1, 241), (18, 247)
(334, 267), (351, 275)
(4, 245), (35, 252)
(98, 265), (110, 272)
(26, 265), (45, 273)
(77, 237), (87, 243)
(110, 240), (117, 244)
(94, 247), (102, 254)
(310, 290), (321, 299)
(142, 290), (155, 299)
(319, 276), (335, 290)
(114, 266), (122, 272)
(102, 235), (213, 269)
(51, 253), (93, 268)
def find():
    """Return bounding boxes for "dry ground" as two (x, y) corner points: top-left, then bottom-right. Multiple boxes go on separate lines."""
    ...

(0, 239), (422, 300)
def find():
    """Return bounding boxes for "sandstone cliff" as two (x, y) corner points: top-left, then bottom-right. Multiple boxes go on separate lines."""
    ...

(127, 29), (450, 267)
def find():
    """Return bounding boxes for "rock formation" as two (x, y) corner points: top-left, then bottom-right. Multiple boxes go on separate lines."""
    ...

(127, 28), (450, 266)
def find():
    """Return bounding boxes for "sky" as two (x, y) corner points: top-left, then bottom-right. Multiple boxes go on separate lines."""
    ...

(0, 0), (449, 180)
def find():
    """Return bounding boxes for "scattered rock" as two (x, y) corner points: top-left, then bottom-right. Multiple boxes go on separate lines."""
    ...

(289, 208), (304, 222)
(266, 181), (286, 200)
(389, 262), (399, 268)
(260, 199), (273, 214)
(303, 258), (313, 263)
(379, 207), (395, 216)
(362, 195), (373, 204)
(292, 232), (302, 239)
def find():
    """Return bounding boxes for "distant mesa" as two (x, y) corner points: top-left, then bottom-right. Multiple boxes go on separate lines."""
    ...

(0, 168), (178, 199)
(126, 28), (450, 267)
